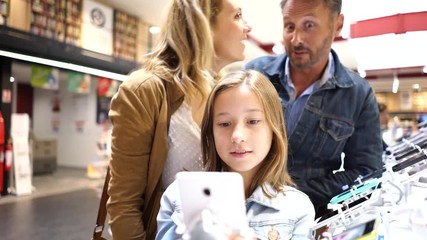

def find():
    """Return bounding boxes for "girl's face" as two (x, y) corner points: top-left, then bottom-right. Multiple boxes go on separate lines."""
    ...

(212, 85), (273, 177)
(212, 0), (251, 69)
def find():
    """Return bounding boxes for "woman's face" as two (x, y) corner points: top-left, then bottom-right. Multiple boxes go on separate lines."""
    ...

(212, 0), (252, 69)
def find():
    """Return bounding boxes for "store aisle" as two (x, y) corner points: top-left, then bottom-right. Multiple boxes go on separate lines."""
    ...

(0, 167), (108, 240)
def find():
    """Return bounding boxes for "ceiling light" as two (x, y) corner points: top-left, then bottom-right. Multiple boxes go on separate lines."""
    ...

(423, 65), (427, 73)
(413, 84), (420, 90)
(357, 68), (366, 78)
(149, 26), (160, 34)
(9, 76), (15, 83)
(272, 42), (285, 54)
(392, 74), (399, 93)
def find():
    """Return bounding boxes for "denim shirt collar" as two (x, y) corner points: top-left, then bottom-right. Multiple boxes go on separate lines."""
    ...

(284, 53), (334, 100)
(246, 184), (284, 211)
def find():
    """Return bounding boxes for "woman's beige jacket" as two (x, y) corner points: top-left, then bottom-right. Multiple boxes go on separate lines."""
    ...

(107, 69), (184, 240)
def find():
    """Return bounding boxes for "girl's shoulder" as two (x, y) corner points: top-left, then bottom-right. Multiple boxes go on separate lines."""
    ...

(250, 185), (313, 208)
(282, 186), (311, 200)
(272, 186), (312, 206)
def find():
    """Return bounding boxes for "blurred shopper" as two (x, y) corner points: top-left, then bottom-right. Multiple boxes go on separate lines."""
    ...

(244, 0), (383, 218)
(107, 0), (252, 239)
(156, 70), (315, 240)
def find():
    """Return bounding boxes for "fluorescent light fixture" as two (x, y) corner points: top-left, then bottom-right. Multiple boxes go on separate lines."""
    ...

(392, 74), (399, 93)
(424, 65), (427, 73)
(413, 83), (420, 90)
(272, 42), (285, 54)
(0, 50), (128, 81)
(149, 26), (160, 34)
(357, 68), (366, 78)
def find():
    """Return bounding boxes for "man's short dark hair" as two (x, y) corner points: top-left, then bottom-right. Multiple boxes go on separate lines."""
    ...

(280, 0), (342, 16)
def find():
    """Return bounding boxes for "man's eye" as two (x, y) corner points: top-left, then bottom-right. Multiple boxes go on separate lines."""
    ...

(305, 22), (315, 29)
(284, 24), (294, 31)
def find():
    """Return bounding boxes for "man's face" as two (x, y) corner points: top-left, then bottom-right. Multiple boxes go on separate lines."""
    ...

(281, 0), (343, 69)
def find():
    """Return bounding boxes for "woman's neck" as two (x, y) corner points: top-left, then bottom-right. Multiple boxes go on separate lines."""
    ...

(212, 57), (228, 74)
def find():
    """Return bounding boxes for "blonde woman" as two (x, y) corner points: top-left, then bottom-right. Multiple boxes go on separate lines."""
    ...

(107, 0), (251, 239)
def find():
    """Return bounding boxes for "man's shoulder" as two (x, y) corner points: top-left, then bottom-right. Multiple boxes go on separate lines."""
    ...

(334, 59), (372, 91)
(244, 54), (285, 71)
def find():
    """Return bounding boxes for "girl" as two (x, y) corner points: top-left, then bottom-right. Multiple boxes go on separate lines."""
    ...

(107, 0), (252, 239)
(157, 70), (315, 240)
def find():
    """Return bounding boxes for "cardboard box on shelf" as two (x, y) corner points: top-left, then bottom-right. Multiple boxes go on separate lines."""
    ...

(33, 139), (57, 159)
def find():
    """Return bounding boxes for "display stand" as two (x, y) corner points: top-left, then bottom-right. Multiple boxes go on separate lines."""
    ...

(314, 122), (427, 239)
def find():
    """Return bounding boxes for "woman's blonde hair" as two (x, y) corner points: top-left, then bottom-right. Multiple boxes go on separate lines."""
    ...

(144, 0), (223, 100)
(201, 70), (294, 197)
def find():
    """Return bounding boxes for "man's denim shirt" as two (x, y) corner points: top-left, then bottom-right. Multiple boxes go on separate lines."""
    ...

(156, 180), (315, 240)
(244, 50), (383, 209)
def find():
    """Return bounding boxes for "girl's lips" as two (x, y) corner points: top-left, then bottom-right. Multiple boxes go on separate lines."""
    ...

(230, 151), (252, 158)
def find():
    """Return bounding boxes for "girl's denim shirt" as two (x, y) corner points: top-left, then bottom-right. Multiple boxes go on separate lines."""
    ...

(156, 180), (315, 240)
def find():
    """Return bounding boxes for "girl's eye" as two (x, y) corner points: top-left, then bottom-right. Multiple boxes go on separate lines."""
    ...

(218, 122), (231, 127)
(248, 120), (260, 125)
(235, 12), (242, 20)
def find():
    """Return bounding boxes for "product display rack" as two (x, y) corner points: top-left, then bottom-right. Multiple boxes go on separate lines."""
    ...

(30, 0), (81, 46)
(113, 10), (138, 61)
(0, 0), (9, 18)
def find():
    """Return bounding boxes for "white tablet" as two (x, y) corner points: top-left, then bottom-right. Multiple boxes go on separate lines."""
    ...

(176, 171), (248, 233)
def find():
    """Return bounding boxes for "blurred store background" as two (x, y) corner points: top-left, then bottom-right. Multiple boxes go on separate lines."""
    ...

(1, 0), (427, 239)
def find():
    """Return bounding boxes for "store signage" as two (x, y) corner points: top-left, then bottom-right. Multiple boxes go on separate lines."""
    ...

(67, 71), (90, 94)
(30, 64), (59, 90)
(97, 77), (119, 97)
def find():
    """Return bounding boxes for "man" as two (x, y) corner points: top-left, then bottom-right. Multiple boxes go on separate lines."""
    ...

(244, 0), (383, 218)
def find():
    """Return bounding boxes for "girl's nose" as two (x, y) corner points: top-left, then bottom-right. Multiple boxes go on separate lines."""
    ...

(231, 125), (247, 143)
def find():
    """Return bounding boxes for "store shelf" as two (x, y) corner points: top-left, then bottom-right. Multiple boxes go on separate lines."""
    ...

(30, 0), (81, 46)
(0, 25), (138, 75)
(113, 10), (138, 61)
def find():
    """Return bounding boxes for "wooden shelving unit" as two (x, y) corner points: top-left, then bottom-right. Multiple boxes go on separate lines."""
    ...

(30, 0), (81, 46)
(113, 10), (138, 61)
